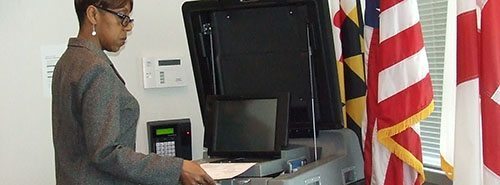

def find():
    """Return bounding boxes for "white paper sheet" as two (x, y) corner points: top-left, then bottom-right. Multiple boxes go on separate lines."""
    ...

(200, 163), (256, 180)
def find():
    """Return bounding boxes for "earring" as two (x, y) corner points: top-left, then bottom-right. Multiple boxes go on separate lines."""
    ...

(92, 25), (96, 36)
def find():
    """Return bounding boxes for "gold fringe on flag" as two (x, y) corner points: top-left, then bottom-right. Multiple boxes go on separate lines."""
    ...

(377, 100), (435, 184)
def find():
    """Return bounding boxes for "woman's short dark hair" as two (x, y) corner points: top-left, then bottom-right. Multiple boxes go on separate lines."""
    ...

(74, 0), (134, 26)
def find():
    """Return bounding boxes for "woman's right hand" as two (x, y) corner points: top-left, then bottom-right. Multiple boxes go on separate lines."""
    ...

(180, 160), (216, 185)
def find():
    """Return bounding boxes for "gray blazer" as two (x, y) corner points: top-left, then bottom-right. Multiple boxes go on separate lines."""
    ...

(52, 38), (183, 185)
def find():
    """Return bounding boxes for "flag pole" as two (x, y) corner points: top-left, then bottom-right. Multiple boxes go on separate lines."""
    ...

(306, 23), (318, 161)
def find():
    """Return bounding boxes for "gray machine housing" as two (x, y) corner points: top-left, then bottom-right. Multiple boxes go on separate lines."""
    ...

(241, 145), (311, 177)
(182, 0), (364, 183)
(202, 144), (310, 177)
(216, 129), (364, 185)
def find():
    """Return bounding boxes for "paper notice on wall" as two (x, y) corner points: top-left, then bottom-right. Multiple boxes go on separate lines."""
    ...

(41, 44), (66, 97)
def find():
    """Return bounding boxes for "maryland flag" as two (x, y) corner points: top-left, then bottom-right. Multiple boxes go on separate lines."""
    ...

(329, 0), (367, 146)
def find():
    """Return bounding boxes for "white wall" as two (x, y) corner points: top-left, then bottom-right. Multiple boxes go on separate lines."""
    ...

(0, 0), (204, 184)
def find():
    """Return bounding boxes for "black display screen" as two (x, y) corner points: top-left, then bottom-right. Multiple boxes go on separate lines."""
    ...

(205, 94), (289, 159)
(214, 99), (277, 152)
(158, 59), (180, 66)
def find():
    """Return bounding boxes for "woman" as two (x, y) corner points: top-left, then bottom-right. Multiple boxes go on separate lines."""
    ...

(51, 0), (215, 184)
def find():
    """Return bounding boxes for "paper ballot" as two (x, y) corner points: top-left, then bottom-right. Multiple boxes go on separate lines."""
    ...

(200, 163), (256, 180)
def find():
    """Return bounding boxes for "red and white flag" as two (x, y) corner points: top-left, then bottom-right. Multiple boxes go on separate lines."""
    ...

(363, 0), (434, 184)
(479, 0), (500, 184)
(451, 0), (483, 184)
(445, 0), (500, 184)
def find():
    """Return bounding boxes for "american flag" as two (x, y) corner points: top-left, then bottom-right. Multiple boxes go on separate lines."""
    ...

(363, 0), (434, 184)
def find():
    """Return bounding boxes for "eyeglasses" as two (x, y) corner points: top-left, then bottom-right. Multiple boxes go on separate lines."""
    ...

(94, 5), (134, 27)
